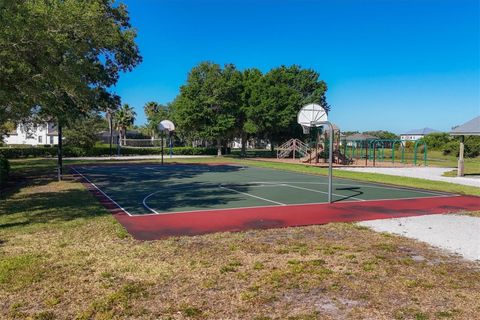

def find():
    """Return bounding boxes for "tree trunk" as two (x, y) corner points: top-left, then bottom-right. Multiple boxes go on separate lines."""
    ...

(241, 133), (247, 157)
(270, 140), (275, 156)
(118, 129), (122, 146)
(217, 138), (222, 157)
(57, 121), (63, 181)
(108, 116), (113, 156)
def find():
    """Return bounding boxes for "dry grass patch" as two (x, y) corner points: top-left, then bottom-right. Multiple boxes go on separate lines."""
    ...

(458, 211), (480, 218)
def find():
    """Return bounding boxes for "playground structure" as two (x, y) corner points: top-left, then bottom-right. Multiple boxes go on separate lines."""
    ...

(277, 128), (428, 167)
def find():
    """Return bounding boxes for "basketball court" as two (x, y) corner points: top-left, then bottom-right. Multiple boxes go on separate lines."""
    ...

(72, 163), (480, 240)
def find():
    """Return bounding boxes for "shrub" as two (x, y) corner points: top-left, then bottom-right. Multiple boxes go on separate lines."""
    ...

(442, 137), (480, 158)
(421, 133), (451, 150)
(465, 136), (480, 158)
(0, 146), (217, 159)
(0, 155), (10, 186)
(442, 141), (459, 156)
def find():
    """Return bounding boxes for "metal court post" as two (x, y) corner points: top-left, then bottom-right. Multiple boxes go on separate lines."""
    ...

(161, 132), (164, 165)
(326, 122), (333, 203)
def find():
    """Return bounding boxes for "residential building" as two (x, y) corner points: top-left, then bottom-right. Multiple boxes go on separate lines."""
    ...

(3, 122), (59, 146)
(400, 128), (440, 141)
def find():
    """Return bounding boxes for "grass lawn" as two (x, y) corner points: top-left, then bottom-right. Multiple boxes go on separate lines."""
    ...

(1, 158), (479, 319)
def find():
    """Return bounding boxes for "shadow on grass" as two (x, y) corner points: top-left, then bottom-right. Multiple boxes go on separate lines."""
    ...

(0, 187), (108, 230)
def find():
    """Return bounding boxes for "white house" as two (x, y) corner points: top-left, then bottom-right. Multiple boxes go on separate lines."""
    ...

(400, 128), (440, 141)
(3, 122), (59, 146)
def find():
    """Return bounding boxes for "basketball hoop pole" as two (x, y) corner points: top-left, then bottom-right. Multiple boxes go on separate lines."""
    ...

(326, 121), (333, 203)
(310, 121), (333, 203)
(325, 122), (333, 203)
(161, 132), (164, 165)
(298, 104), (333, 203)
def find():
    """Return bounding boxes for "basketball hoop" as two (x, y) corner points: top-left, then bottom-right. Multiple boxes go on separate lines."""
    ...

(302, 125), (310, 134)
(297, 103), (328, 130)
(157, 119), (175, 165)
(158, 120), (175, 132)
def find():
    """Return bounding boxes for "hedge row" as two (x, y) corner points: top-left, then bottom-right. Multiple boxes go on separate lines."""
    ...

(230, 149), (275, 158)
(0, 146), (218, 159)
(0, 155), (9, 186)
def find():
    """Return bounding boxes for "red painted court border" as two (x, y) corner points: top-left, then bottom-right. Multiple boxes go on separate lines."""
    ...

(71, 168), (480, 240)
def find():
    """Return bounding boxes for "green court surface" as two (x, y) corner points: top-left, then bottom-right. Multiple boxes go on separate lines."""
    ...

(72, 163), (451, 216)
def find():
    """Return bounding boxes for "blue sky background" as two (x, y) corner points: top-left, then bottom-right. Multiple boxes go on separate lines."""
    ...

(114, 0), (479, 133)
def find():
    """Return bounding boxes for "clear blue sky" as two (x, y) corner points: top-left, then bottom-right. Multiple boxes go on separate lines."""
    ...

(114, 0), (480, 133)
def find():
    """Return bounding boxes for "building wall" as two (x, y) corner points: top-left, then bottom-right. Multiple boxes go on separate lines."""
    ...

(3, 123), (59, 146)
(400, 134), (424, 141)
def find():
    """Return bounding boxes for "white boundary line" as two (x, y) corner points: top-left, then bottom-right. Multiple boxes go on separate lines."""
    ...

(72, 167), (133, 217)
(282, 184), (366, 201)
(250, 181), (448, 196)
(134, 193), (460, 216)
(141, 183), (218, 214)
(219, 184), (286, 206)
(142, 183), (287, 215)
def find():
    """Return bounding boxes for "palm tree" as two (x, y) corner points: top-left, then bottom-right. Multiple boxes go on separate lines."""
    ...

(144, 101), (170, 138)
(114, 104), (136, 146)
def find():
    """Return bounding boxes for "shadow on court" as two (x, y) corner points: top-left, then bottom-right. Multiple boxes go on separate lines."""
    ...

(76, 164), (252, 213)
(333, 187), (364, 203)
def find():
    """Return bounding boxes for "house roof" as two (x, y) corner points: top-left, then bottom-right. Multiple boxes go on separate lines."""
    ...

(345, 133), (378, 141)
(450, 116), (480, 136)
(401, 128), (439, 135)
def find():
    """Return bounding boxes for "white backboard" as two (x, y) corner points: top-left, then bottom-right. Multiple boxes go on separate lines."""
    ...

(158, 120), (175, 132)
(297, 103), (328, 127)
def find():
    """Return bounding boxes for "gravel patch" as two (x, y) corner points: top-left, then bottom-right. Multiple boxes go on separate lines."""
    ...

(358, 214), (480, 262)
(337, 167), (479, 187)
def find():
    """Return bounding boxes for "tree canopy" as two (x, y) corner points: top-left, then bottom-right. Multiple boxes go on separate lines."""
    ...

(171, 62), (243, 155)
(169, 62), (329, 154)
(144, 101), (170, 137)
(0, 0), (141, 127)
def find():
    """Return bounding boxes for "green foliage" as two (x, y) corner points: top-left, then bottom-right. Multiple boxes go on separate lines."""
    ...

(172, 62), (243, 155)
(144, 101), (170, 137)
(255, 65), (329, 145)
(0, 154), (10, 186)
(0, 146), (217, 159)
(442, 141), (458, 156)
(443, 136), (480, 158)
(64, 113), (106, 150)
(171, 63), (330, 153)
(465, 136), (480, 158)
(420, 133), (451, 150)
(0, 0), (141, 136)
(114, 104), (136, 144)
(363, 130), (398, 140)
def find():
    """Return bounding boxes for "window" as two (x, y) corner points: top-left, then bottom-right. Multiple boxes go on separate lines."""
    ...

(50, 136), (54, 144)
(38, 136), (43, 143)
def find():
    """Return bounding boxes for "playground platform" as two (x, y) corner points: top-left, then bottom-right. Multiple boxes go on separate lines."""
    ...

(252, 157), (418, 168)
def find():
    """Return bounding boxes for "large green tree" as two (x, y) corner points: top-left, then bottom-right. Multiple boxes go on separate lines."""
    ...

(0, 0), (141, 178)
(173, 62), (242, 156)
(64, 113), (107, 150)
(239, 68), (264, 155)
(363, 130), (399, 140)
(255, 65), (329, 149)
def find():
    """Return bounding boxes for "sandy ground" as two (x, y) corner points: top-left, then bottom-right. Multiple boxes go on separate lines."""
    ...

(358, 214), (480, 262)
(337, 166), (479, 187)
